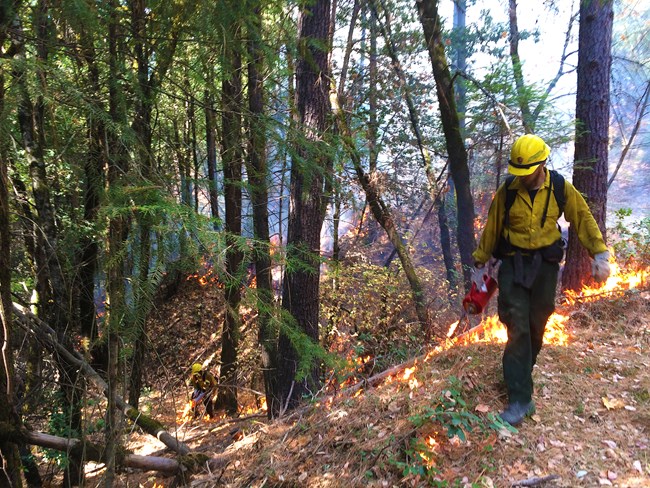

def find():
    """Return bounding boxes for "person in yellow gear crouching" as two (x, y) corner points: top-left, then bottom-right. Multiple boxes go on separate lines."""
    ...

(189, 363), (217, 419)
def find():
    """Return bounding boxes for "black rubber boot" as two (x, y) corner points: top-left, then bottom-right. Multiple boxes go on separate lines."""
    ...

(499, 401), (535, 426)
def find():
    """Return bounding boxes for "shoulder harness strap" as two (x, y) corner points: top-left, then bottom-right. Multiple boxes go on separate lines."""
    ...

(503, 175), (517, 230)
(504, 170), (565, 229)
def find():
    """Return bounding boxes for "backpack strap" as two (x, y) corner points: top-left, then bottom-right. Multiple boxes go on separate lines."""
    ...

(504, 170), (565, 229)
(549, 169), (565, 216)
(503, 175), (517, 230)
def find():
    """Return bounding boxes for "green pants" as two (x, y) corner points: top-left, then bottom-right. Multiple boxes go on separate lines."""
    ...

(497, 255), (559, 404)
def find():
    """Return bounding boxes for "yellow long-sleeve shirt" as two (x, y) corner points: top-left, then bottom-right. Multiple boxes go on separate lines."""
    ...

(189, 370), (217, 391)
(472, 170), (608, 265)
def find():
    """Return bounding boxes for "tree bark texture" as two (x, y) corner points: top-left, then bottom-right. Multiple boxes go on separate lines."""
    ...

(562, 0), (613, 292)
(416, 0), (476, 292)
(216, 17), (245, 415)
(274, 0), (332, 416)
(245, 2), (278, 418)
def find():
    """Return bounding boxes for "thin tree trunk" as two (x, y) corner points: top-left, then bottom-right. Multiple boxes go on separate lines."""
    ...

(205, 87), (220, 229)
(332, 94), (430, 335)
(508, 0), (533, 133)
(509, 0), (578, 130)
(12, 6), (83, 483)
(105, 1), (130, 481)
(127, 0), (179, 412)
(608, 80), (650, 189)
(437, 195), (457, 289)
(79, 34), (104, 345)
(417, 0), (476, 292)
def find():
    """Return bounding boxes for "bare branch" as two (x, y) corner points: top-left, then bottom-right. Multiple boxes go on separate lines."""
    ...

(609, 80), (650, 189)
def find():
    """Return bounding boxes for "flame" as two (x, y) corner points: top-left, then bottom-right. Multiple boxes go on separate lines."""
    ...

(446, 319), (460, 338)
(402, 366), (416, 380)
(178, 400), (195, 422)
(401, 365), (421, 390)
(186, 260), (223, 287)
(449, 310), (569, 346)
(446, 260), (648, 348)
(416, 433), (440, 468)
(564, 261), (648, 305)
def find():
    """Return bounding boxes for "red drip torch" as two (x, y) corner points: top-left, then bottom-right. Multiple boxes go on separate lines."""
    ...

(462, 275), (498, 315)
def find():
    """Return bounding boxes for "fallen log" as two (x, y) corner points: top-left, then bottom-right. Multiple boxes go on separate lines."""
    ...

(13, 303), (191, 456)
(25, 431), (181, 474)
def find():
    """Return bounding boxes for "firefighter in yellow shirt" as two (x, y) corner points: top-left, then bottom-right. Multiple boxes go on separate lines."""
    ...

(189, 363), (217, 418)
(472, 134), (610, 426)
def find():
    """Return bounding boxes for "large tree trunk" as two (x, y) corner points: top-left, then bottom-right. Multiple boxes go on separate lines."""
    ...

(273, 0), (332, 417)
(416, 0), (476, 292)
(245, 2), (278, 418)
(216, 23), (245, 415)
(562, 0), (613, 292)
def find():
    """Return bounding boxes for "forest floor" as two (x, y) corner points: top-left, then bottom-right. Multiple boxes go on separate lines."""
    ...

(63, 274), (650, 488)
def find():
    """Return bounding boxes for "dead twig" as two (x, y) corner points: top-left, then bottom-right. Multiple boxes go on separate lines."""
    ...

(511, 474), (560, 487)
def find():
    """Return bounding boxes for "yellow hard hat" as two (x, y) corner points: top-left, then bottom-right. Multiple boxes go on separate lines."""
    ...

(508, 134), (550, 176)
(191, 363), (202, 374)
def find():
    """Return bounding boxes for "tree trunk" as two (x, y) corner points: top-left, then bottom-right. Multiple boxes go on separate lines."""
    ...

(437, 194), (457, 290)
(105, 1), (131, 481)
(453, 0), (467, 133)
(205, 86), (220, 229)
(360, 1), (430, 327)
(216, 19), (244, 415)
(273, 0), (332, 416)
(23, 431), (180, 475)
(245, 1), (278, 418)
(79, 33), (104, 345)
(127, 0), (179, 412)
(508, 0), (534, 133)
(562, 0), (613, 292)
(416, 0), (476, 292)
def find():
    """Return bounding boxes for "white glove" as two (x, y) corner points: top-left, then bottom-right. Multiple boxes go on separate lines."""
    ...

(592, 251), (610, 282)
(471, 265), (487, 290)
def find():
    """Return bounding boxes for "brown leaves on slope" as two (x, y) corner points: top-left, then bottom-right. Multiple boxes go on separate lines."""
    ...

(172, 289), (649, 488)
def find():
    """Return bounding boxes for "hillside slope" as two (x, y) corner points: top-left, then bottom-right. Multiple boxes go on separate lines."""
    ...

(119, 281), (649, 488)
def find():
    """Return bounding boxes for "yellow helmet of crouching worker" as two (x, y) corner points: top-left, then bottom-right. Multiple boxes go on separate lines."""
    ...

(508, 134), (551, 176)
(191, 363), (202, 375)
